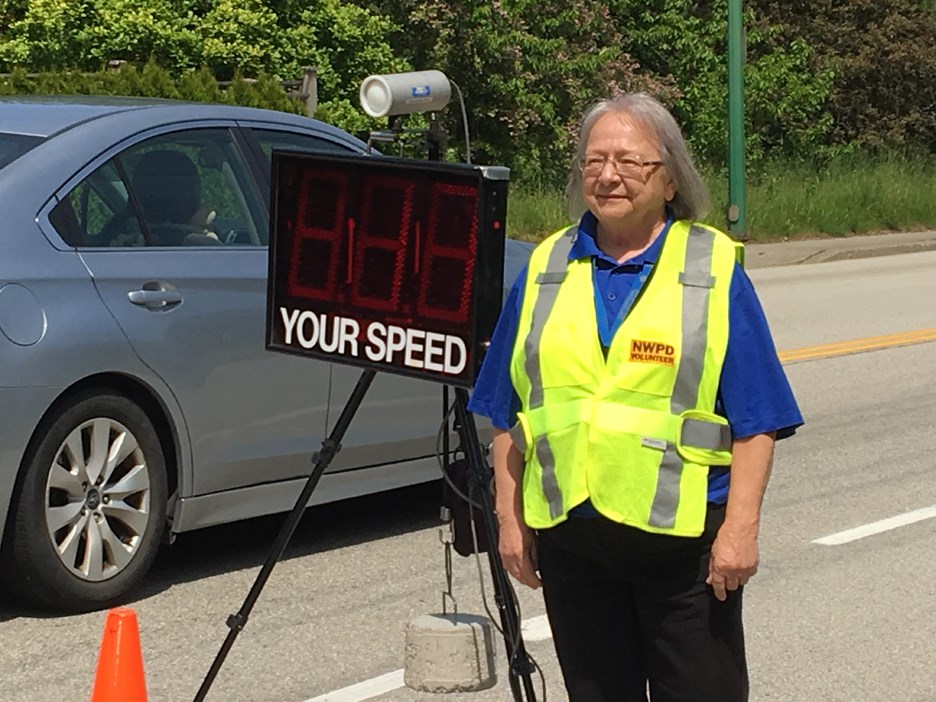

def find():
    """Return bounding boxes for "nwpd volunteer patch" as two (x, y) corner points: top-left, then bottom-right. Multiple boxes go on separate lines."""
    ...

(629, 339), (676, 366)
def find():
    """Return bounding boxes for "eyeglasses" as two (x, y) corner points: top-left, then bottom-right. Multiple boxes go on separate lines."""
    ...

(579, 155), (665, 179)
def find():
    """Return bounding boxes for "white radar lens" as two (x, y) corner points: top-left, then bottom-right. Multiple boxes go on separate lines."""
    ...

(360, 76), (392, 118)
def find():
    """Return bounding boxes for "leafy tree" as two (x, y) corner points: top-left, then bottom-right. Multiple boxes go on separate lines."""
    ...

(195, 0), (283, 78)
(275, 0), (410, 135)
(2, 0), (929, 167)
(748, 0), (936, 151)
(360, 0), (833, 180)
(0, 0), (200, 71)
(0, 0), (406, 135)
(361, 0), (677, 184)
(609, 0), (834, 165)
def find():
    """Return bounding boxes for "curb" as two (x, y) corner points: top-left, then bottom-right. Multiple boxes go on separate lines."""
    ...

(744, 230), (936, 269)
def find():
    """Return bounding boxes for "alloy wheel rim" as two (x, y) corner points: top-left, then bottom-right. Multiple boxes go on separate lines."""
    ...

(44, 417), (151, 582)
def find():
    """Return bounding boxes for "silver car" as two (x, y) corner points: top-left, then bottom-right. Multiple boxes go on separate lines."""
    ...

(0, 96), (528, 612)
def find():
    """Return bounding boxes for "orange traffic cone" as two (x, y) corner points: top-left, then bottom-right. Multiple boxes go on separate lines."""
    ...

(90, 607), (148, 702)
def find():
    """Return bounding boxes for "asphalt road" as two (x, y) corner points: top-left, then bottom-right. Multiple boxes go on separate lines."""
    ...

(1, 250), (935, 702)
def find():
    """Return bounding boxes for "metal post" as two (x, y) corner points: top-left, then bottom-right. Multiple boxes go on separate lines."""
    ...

(300, 66), (318, 116)
(727, 0), (747, 239)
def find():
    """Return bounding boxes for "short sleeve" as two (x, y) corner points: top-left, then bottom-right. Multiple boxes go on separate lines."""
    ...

(720, 263), (804, 440)
(467, 266), (527, 430)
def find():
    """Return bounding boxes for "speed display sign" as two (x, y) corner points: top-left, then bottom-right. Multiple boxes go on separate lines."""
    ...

(266, 151), (508, 387)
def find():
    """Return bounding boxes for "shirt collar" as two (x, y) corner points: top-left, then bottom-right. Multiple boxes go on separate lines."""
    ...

(570, 210), (674, 267)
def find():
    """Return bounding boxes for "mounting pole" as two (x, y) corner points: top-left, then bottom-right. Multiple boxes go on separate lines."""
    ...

(727, 0), (747, 240)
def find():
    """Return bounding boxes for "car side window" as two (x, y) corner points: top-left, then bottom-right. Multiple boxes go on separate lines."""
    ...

(50, 160), (145, 247)
(50, 128), (266, 248)
(252, 129), (354, 165)
(119, 128), (266, 247)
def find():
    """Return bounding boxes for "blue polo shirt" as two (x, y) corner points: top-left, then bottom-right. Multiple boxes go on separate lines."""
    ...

(468, 212), (803, 507)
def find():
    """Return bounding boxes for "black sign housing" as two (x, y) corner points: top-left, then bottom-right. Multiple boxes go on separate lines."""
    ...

(266, 150), (508, 387)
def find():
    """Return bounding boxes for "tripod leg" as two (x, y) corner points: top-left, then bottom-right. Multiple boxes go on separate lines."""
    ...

(193, 369), (376, 702)
(453, 388), (538, 702)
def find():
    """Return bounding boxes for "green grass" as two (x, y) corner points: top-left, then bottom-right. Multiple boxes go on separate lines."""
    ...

(507, 153), (936, 242)
(505, 184), (569, 242)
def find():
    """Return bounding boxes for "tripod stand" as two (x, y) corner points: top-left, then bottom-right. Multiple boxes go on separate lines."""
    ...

(193, 369), (538, 701)
(450, 386), (539, 702)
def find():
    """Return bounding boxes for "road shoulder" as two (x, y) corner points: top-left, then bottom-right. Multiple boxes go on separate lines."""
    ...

(745, 230), (936, 269)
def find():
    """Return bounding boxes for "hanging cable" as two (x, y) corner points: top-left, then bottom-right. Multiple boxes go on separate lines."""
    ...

(450, 80), (472, 164)
(469, 496), (548, 701)
(435, 402), (484, 510)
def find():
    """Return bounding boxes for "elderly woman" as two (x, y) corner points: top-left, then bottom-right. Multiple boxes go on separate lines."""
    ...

(468, 93), (802, 702)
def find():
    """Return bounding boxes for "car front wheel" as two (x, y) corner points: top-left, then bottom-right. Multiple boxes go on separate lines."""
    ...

(6, 392), (167, 612)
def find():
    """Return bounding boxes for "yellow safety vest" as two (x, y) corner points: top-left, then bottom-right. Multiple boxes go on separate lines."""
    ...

(508, 220), (741, 536)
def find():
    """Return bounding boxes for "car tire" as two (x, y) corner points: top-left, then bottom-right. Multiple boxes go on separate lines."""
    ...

(6, 392), (167, 612)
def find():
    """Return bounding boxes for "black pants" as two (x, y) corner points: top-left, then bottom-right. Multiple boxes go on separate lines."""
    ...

(536, 505), (748, 702)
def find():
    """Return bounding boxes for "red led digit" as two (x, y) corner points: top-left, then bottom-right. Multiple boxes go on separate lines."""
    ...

(346, 218), (355, 284)
(417, 182), (479, 324)
(287, 169), (348, 301)
(350, 175), (415, 311)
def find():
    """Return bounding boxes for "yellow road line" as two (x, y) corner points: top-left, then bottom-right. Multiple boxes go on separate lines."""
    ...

(779, 328), (936, 363)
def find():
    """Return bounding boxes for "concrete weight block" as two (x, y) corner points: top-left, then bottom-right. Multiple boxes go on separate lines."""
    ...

(404, 613), (497, 692)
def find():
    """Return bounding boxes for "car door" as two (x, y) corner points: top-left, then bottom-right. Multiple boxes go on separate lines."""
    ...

(245, 126), (445, 474)
(52, 125), (331, 496)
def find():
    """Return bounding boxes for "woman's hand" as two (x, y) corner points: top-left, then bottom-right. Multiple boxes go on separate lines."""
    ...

(490, 427), (540, 588)
(707, 522), (758, 601)
(497, 507), (542, 589)
(707, 432), (775, 601)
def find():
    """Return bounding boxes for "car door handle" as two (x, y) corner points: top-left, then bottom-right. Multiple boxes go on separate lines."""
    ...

(128, 289), (183, 308)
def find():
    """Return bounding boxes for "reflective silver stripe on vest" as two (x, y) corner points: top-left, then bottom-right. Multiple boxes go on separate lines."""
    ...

(649, 225), (718, 529)
(681, 418), (731, 453)
(507, 422), (528, 456)
(515, 227), (577, 519)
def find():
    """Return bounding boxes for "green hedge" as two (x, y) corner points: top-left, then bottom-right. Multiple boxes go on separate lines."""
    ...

(0, 61), (305, 115)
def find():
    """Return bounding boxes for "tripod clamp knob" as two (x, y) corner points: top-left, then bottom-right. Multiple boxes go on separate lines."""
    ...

(312, 438), (342, 465)
(226, 612), (247, 632)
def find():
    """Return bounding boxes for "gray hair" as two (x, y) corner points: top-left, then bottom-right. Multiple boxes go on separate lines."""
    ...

(565, 93), (710, 222)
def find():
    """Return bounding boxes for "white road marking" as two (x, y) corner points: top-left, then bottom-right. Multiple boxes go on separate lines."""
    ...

(813, 505), (936, 545)
(303, 499), (936, 702)
(302, 670), (405, 702)
(521, 614), (552, 641)
(301, 614), (553, 702)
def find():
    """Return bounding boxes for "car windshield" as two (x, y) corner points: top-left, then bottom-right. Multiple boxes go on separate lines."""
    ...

(0, 132), (45, 171)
